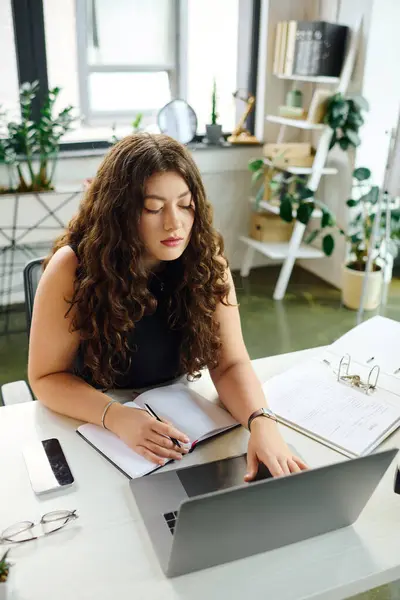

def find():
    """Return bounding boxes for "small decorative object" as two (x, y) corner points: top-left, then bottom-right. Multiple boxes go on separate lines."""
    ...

(227, 89), (259, 144)
(205, 79), (222, 145)
(324, 92), (369, 150)
(286, 88), (303, 108)
(0, 80), (76, 194)
(158, 99), (197, 144)
(341, 167), (398, 310)
(0, 550), (13, 600)
(278, 105), (306, 120)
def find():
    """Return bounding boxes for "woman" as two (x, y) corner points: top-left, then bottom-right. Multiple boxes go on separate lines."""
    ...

(28, 133), (307, 480)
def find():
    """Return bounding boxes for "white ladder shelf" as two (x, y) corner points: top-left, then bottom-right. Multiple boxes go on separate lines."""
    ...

(240, 18), (362, 300)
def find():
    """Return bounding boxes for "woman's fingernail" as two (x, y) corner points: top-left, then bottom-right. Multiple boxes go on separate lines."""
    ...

(184, 437), (190, 443)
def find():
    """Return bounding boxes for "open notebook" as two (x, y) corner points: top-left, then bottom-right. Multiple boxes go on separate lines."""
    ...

(264, 316), (400, 458)
(77, 383), (238, 479)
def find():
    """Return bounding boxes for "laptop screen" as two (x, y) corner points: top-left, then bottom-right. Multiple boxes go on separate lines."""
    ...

(177, 453), (273, 498)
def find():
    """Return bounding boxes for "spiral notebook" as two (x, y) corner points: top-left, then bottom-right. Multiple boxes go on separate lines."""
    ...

(264, 316), (400, 458)
(77, 383), (238, 479)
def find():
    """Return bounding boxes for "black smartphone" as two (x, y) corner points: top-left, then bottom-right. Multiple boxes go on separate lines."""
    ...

(23, 438), (74, 495)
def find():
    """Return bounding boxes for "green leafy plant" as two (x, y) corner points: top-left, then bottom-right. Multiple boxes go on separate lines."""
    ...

(110, 113), (143, 144)
(211, 79), (218, 125)
(0, 81), (76, 194)
(324, 92), (369, 151)
(248, 157), (339, 256)
(0, 550), (11, 583)
(345, 167), (398, 271)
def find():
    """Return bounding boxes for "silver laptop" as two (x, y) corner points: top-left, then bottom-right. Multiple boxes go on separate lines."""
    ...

(129, 448), (397, 577)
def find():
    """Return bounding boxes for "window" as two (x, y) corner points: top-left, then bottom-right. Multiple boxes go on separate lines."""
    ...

(10, 0), (258, 145)
(77, 0), (176, 123)
(0, 0), (20, 114)
(186, 0), (239, 133)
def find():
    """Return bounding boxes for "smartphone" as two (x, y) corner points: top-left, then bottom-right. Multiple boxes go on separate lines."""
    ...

(23, 438), (74, 495)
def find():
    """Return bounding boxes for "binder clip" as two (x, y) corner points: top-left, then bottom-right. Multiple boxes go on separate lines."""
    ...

(337, 354), (380, 395)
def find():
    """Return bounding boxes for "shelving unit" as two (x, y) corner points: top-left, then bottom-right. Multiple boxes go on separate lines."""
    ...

(239, 236), (324, 260)
(266, 115), (326, 130)
(240, 18), (362, 300)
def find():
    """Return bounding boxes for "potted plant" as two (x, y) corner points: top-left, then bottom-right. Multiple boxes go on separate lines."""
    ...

(205, 79), (222, 145)
(324, 92), (369, 151)
(248, 156), (338, 256)
(0, 551), (13, 599)
(0, 81), (76, 194)
(110, 112), (143, 145)
(341, 167), (397, 311)
(0, 81), (78, 321)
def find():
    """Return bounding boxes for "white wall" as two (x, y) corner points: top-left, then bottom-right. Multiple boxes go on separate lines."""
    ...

(355, 0), (400, 186)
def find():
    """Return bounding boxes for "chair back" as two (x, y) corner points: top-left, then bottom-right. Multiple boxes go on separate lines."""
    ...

(23, 257), (45, 336)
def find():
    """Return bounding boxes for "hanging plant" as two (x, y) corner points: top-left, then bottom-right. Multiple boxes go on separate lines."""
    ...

(324, 92), (369, 151)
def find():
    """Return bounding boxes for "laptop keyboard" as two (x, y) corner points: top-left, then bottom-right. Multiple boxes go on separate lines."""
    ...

(163, 510), (179, 535)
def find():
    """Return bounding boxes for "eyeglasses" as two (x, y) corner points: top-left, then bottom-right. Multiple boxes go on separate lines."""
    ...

(0, 509), (78, 544)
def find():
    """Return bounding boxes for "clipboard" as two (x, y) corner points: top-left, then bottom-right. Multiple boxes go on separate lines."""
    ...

(264, 355), (400, 459)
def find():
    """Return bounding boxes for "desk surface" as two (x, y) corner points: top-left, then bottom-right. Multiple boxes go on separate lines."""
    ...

(1, 347), (400, 600)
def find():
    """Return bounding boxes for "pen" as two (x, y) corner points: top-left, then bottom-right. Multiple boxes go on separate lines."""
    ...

(367, 356), (375, 364)
(144, 403), (181, 448)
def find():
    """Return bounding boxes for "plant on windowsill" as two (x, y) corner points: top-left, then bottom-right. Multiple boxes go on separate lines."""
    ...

(324, 92), (369, 151)
(0, 80), (76, 194)
(341, 167), (398, 311)
(110, 113), (143, 144)
(205, 79), (222, 145)
(0, 550), (13, 599)
(248, 156), (341, 257)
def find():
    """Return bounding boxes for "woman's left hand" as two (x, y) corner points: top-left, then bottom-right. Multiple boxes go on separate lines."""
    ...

(245, 416), (308, 481)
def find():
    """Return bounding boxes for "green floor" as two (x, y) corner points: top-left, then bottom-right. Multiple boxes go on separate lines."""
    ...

(1, 265), (400, 598)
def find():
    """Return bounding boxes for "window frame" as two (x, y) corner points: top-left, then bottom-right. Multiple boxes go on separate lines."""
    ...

(10, 0), (260, 151)
(75, 0), (180, 124)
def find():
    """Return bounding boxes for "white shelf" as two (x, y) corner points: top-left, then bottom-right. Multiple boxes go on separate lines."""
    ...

(239, 236), (324, 260)
(262, 158), (338, 176)
(286, 166), (337, 175)
(275, 74), (339, 84)
(266, 115), (326, 130)
(257, 200), (323, 219)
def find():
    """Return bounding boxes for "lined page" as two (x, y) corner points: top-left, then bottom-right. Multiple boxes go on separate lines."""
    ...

(264, 359), (400, 456)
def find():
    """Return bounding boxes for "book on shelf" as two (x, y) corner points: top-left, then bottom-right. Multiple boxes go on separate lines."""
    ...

(273, 20), (349, 78)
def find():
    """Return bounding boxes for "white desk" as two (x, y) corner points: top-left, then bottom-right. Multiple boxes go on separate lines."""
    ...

(1, 347), (400, 600)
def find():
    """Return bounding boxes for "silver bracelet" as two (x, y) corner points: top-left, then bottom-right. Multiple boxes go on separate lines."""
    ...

(101, 400), (118, 430)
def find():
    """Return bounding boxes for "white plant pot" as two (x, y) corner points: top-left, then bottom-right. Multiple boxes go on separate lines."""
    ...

(341, 263), (383, 311)
(0, 568), (14, 600)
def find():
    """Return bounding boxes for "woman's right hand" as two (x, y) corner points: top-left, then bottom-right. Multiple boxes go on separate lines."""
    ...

(105, 403), (190, 465)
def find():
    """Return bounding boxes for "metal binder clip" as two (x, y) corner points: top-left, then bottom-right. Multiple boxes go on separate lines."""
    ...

(337, 354), (380, 395)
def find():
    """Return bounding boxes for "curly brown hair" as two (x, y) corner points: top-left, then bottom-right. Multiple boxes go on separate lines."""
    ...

(45, 133), (230, 388)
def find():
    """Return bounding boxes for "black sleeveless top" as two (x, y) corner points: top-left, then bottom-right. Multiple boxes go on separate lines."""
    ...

(71, 245), (184, 389)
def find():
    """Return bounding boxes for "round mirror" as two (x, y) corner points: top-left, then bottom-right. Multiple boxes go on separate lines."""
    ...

(157, 99), (197, 144)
